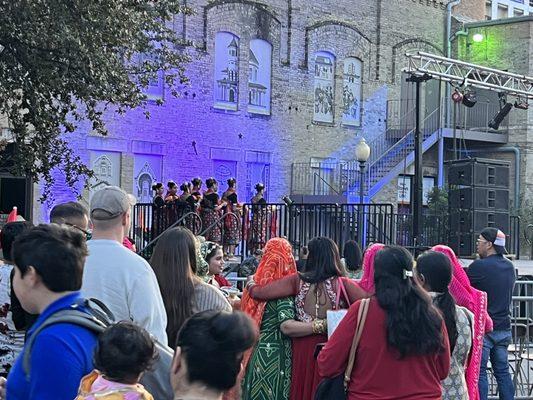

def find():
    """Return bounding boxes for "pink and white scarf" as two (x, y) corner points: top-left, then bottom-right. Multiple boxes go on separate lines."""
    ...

(432, 245), (492, 400)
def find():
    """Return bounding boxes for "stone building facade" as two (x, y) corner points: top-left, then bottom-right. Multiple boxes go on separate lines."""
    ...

(32, 0), (484, 222)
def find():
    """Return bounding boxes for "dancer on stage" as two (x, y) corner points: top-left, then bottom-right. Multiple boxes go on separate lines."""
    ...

(191, 177), (203, 207)
(179, 182), (195, 211)
(201, 178), (226, 244)
(152, 182), (165, 237)
(165, 180), (180, 226)
(222, 178), (242, 258)
(250, 183), (267, 252)
(179, 181), (199, 232)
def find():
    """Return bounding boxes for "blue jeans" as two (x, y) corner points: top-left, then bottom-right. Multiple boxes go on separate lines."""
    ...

(479, 329), (514, 400)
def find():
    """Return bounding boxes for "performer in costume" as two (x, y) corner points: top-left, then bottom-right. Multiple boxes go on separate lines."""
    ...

(222, 178), (242, 258)
(191, 177), (203, 207)
(190, 177), (203, 233)
(152, 182), (165, 238)
(165, 180), (180, 226)
(201, 178), (226, 244)
(250, 183), (267, 252)
(178, 182), (198, 232)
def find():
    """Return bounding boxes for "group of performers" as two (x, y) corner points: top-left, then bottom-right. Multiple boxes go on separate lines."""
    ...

(152, 177), (268, 257)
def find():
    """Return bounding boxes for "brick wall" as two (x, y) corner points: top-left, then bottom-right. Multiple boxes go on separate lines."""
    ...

(36, 0), (451, 220)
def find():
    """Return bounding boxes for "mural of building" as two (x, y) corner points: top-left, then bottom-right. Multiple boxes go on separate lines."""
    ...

(29, 0), (488, 224)
(214, 32), (239, 109)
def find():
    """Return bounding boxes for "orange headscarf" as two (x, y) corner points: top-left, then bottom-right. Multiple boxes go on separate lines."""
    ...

(241, 237), (297, 329)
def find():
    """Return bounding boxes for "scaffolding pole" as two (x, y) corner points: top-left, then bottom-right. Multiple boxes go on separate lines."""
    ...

(402, 52), (533, 250)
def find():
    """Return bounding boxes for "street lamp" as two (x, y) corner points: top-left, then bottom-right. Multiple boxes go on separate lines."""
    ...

(356, 137), (371, 248)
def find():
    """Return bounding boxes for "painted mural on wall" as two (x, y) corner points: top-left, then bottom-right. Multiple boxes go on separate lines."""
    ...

(214, 32), (239, 111)
(89, 151), (121, 198)
(133, 155), (162, 203)
(213, 160), (237, 196)
(313, 51), (335, 123)
(342, 58), (362, 126)
(248, 39), (272, 115)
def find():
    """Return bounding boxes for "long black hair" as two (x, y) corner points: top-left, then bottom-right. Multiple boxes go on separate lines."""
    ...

(343, 240), (362, 272)
(417, 250), (458, 353)
(299, 237), (344, 284)
(374, 246), (444, 358)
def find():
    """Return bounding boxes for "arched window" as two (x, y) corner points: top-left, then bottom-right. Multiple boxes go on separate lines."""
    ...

(214, 32), (239, 110)
(248, 39), (272, 115)
(313, 51), (336, 123)
(342, 57), (362, 126)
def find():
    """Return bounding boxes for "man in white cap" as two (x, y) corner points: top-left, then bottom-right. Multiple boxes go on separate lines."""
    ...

(467, 227), (516, 400)
(82, 186), (167, 344)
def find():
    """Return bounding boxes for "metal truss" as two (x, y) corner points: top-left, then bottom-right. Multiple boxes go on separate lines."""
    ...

(404, 51), (533, 100)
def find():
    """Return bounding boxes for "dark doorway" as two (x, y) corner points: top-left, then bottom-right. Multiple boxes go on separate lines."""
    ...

(0, 175), (32, 224)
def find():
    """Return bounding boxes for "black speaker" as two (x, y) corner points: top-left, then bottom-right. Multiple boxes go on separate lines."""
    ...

(449, 210), (510, 234)
(447, 158), (510, 188)
(449, 188), (509, 211)
(448, 233), (476, 257)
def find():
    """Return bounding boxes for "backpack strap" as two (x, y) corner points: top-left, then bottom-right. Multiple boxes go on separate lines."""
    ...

(23, 298), (114, 378)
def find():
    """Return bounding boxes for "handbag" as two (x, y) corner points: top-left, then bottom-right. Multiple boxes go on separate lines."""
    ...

(326, 278), (350, 338)
(314, 298), (370, 400)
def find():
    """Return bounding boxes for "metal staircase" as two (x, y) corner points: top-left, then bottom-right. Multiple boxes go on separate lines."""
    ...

(344, 103), (442, 201)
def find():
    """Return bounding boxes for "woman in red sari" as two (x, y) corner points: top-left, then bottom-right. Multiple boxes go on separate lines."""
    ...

(246, 237), (367, 400)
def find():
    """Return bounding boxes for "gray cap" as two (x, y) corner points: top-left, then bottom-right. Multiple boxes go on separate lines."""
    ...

(90, 186), (137, 220)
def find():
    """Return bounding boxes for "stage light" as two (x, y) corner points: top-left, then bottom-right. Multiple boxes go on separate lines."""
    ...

(462, 90), (477, 108)
(488, 102), (513, 130)
(452, 89), (463, 103)
(472, 33), (484, 43)
(514, 100), (529, 110)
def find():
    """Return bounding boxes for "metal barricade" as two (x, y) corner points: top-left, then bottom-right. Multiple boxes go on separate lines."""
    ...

(490, 281), (533, 399)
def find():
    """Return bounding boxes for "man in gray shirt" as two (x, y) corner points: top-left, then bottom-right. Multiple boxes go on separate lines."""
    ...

(82, 186), (168, 344)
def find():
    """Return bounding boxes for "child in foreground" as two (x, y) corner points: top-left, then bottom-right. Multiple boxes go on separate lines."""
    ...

(76, 321), (156, 400)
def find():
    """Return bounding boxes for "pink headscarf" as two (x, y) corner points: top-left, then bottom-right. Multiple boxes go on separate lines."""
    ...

(432, 245), (492, 400)
(358, 243), (386, 294)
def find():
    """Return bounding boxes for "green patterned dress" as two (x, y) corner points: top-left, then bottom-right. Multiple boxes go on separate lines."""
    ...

(242, 297), (294, 400)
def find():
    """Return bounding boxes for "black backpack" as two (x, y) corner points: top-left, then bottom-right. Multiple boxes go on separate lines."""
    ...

(23, 298), (174, 400)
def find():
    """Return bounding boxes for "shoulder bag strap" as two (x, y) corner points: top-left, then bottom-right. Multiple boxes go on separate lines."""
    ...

(335, 277), (350, 310)
(343, 298), (370, 390)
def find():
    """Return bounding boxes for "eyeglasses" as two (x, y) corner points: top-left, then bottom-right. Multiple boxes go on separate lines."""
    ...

(65, 223), (92, 241)
(476, 239), (489, 244)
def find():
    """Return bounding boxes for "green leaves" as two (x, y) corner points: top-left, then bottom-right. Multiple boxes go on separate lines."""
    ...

(0, 0), (191, 201)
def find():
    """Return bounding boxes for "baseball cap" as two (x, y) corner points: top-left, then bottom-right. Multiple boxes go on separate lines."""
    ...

(480, 227), (508, 255)
(90, 186), (137, 220)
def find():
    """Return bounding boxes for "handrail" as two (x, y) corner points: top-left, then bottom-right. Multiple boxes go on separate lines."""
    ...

(200, 212), (240, 237)
(140, 211), (202, 255)
(368, 105), (441, 170)
(313, 172), (341, 195)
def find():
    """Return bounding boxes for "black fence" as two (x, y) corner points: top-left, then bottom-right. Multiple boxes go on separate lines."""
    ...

(130, 202), (521, 259)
